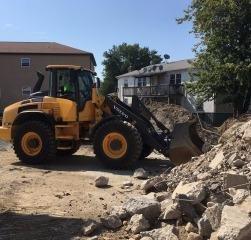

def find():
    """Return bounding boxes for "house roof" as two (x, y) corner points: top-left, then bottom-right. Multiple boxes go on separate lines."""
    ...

(116, 59), (193, 79)
(0, 42), (96, 65)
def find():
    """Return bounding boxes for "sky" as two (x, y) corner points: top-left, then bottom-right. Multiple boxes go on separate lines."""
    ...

(0, 0), (195, 77)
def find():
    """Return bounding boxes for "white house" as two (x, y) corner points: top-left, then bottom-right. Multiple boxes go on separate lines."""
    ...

(116, 59), (234, 125)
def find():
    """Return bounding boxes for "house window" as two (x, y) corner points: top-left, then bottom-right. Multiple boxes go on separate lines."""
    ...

(138, 77), (146, 87)
(170, 74), (176, 85)
(176, 74), (181, 84)
(124, 79), (128, 87)
(170, 73), (182, 85)
(21, 58), (31, 68)
(22, 86), (31, 96)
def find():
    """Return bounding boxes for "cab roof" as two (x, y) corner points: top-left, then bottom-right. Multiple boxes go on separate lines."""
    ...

(46, 65), (95, 74)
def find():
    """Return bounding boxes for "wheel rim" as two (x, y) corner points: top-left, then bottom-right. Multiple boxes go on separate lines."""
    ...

(102, 132), (128, 159)
(21, 132), (43, 156)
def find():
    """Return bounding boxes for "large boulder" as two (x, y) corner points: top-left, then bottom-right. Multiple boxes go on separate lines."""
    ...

(122, 196), (161, 221)
(217, 196), (251, 240)
(171, 181), (206, 204)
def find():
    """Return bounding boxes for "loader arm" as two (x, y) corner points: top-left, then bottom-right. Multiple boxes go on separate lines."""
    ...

(105, 95), (171, 157)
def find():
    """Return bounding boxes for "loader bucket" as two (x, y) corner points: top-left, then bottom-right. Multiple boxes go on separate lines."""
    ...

(169, 121), (204, 165)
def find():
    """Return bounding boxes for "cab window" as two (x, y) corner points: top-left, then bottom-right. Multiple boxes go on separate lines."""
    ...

(57, 70), (76, 100)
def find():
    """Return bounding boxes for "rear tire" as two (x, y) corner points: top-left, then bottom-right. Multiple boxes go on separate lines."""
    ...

(13, 121), (56, 164)
(94, 120), (142, 169)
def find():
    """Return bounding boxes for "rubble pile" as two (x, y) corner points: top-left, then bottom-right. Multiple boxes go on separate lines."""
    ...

(95, 117), (251, 240)
(146, 101), (219, 151)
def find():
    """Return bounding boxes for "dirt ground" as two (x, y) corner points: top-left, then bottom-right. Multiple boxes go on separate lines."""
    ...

(0, 144), (170, 240)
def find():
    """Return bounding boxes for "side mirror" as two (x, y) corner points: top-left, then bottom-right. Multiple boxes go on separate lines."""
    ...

(96, 77), (101, 89)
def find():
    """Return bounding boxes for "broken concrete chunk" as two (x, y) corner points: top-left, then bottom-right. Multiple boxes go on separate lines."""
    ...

(185, 222), (198, 233)
(233, 159), (246, 168)
(229, 188), (249, 204)
(209, 150), (224, 169)
(122, 196), (161, 221)
(223, 173), (249, 190)
(109, 205), (129, 220)
(95, 176), (109, 188)
(198, 216), (213, 238)
(100, 215), (122, 229)
(217, 196), (251, 240)
(133, 168), (148, 179)
(128, 214), (150, 234)
(159, 203), (181, 220)
(140, 224), (178, 240)
(187, 232), (203, 240)
(204, 203), (222, 231)
(242, 127), (251, 143)
(171, 181), (206, 204)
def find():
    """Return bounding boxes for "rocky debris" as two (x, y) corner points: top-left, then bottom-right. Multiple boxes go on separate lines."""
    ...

(141, 224), (179, 240)
(187, 232), (203, 240)
(198, 216), (213, 238)
(229, 188), (249, 204)
(122, 196), (161, 221)
(140, 176), (167, 193)
(159, 203), (181, 220)
(81, 219), (99, 236)
(95, 176), (109, 188)
(133, 168), (148, 179)
(217, 196), (251, 240)
(127, 214), (150, 234)
(209, 150), (224, 169)
(185, 222), (198, 233)
(100, 215), (122, 229)
(203, 203), (222, 231)
(140, 237), (153, 240)
(109, 205), (129, 220)
(171, 181), (206, 204)
(223, 173), (249, 190)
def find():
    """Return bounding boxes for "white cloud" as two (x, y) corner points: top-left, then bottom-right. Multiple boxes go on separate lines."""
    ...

(3, 23), (14, 29)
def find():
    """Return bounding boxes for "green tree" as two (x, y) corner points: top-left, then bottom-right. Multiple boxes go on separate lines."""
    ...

(178, 0), (251, 117)
(101, 43), (162, 94)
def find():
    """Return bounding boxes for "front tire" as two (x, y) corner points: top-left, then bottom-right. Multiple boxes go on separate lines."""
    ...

(94, 120), (142, 169)
(13, 121), (56, 164)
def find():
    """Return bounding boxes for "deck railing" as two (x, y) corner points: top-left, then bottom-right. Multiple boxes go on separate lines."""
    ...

(123, 84), (185, 97)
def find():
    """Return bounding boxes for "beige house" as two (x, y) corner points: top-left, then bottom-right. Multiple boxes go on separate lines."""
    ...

(0, 42), (96, 111)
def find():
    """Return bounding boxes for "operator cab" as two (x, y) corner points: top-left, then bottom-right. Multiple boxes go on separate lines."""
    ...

(32, 65), (97, 110)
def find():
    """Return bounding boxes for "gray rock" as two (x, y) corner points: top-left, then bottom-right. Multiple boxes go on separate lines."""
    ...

(229, 188), (249, 204)
(159, 203), (181, 220)
(140, 176), (166, 193)
(196, 172), (210, 181)
(128, 214), (150, 234)
(217, 196), (251, 240)
(109, 205), (129, 220)
(133, 168), (148, 179)
(140, 237), (153, 240)
(242, 126), (251, 143)
(100, 215), (122, 229)
(160, 198), (173, 212)
(209, 150), (225, 169)
(187, 232), (202, 240)
(198, 216), (213, 238)
(204, 203), (222, 231)
(141, 224), (178, 240)
(95, 176), (109, 187)
(122, 196), (161, 221)
(227, 152), (238, 165)
(185, 222), (198, 233)
(81, 219), (99, 236)
(172, 181), (206, 204)
(233, 159), (246, 168)
(223, 173), (249, 190)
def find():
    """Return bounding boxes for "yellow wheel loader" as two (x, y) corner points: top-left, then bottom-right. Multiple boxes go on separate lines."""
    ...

(0, 65), (203, 168)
